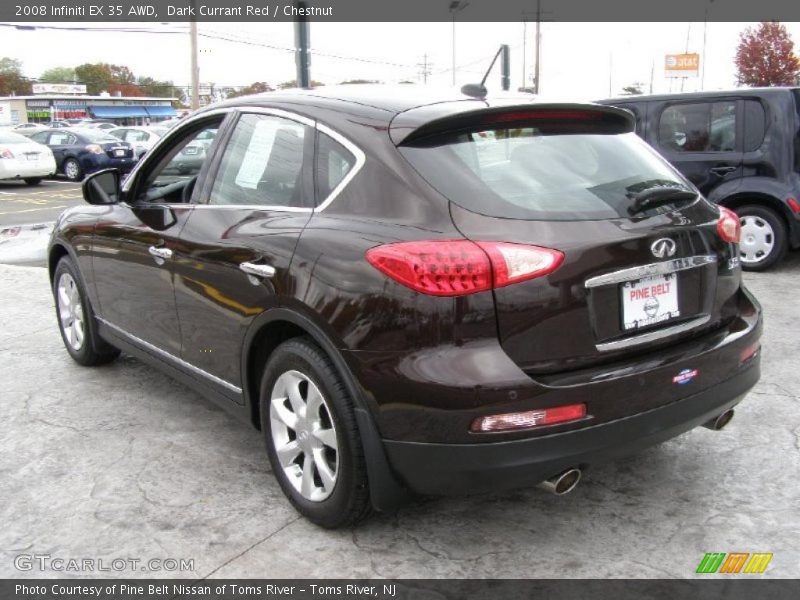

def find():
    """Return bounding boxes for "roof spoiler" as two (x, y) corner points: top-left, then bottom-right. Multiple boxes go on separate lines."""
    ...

(395, 104), (636, 146)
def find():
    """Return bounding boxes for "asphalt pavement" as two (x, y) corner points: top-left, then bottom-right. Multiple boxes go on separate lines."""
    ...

(0, 250), (798, 578)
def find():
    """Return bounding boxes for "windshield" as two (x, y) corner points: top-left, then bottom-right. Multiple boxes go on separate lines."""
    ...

(0, 131), (30, 144)
(400, 129), (694, 221)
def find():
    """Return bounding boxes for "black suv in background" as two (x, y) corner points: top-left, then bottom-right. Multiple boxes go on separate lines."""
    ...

(600, 88), (800, 270)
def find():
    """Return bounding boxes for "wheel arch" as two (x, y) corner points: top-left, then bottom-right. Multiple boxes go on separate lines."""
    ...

(240, 307), (410, 510)
(716, 191), (796, 247)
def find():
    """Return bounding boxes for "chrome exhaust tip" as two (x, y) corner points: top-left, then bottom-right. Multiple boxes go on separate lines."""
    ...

(703, 408), (735, 431)
(537, 468), (582, 496)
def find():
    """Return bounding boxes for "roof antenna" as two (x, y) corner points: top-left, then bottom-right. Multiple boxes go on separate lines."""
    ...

(461, 45), (504, 99)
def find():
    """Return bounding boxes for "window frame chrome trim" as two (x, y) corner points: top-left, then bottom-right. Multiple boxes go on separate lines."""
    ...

(96, 317), (242, 394)
(584, 255), (718, 289)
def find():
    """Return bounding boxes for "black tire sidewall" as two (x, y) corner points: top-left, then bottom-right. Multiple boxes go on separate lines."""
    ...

(53, 257), (118, 365)
(259, 339), (366, 528)
(736, 204), (787, 271)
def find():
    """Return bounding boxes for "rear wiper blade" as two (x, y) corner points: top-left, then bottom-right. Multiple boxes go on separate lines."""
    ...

(629, 188), (698, 215)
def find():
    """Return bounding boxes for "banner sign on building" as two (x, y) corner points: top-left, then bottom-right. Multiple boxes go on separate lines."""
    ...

(32, 83), (88, 94)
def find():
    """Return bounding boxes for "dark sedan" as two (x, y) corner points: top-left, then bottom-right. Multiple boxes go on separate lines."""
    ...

(48, 86), (761, 527)
(29, 128), (136, 181)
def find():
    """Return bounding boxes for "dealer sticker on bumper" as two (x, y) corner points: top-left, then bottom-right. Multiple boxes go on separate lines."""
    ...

(621, 273), (680, 330)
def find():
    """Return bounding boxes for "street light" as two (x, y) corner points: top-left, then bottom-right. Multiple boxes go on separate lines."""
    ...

(449, 1), (469, 86)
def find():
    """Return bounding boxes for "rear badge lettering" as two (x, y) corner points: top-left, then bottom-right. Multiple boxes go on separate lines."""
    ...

(673, 368), (699, 385)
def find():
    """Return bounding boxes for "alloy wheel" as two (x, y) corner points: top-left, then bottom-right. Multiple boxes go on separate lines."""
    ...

(269, 370), (339, 502)
(56, 272), (85, 351)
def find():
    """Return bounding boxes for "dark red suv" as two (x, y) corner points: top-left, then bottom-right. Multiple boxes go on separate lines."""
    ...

(48, 87), (762, 527)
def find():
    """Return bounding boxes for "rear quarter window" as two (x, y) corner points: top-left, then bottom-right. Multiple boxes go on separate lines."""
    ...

(743, 99), (766, 152)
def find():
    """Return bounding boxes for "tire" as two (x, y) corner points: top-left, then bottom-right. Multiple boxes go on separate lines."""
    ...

(735, 204), (788, 271)
(53, 257), (120, 366)
(63, 158), (83, 182)
(260, 337), (371, 528)
(23, 178), (42, 186)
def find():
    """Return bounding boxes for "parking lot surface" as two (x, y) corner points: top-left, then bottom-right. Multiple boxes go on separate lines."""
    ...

(0, 254), (798, 579)
(0, 179), (83, 227)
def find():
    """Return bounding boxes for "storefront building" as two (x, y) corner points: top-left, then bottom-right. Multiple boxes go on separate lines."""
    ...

(0, 94), (178, 126)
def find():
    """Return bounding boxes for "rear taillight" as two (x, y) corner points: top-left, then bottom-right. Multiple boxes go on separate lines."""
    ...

(740, 342), (760, 365)
(365, 240), (563, 297)
(717, 206), (741, 244)
(0, 148), (13, 159)
(85, 144), (103, 154)
(471, 403), (587, 433)
(788, 198), (800, 214)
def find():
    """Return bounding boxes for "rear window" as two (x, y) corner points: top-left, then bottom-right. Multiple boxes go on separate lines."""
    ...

(399, 128), (693, 221)
(74, 128), (117, 142)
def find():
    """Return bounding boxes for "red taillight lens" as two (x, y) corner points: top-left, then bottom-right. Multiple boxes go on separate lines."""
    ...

(365, 240), (563, 296)
(0, 148), (13, 159)
(740, 342), (760, 364)
(717, 206), (741, 244)
(471, 403), (587, 433)
(787, 197), (800, 214)
(85, 144), (103, 154)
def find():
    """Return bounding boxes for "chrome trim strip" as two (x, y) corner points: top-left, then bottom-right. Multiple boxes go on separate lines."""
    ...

(96, 317), (242, 394)
(234, 106), (316, 128)
(584, 255), (717, 289)
(595, 315), (711, 352)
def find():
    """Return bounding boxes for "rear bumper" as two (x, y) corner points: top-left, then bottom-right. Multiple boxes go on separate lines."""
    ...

(0, 158), (56, 179)
(383, 358), (759, 495)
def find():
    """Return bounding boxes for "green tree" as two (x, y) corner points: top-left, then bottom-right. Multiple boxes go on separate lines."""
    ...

(39, 66), (76, 83)
(277, 79), (325, 89)
(74, 63), (114, 94)
(136, 76), (179, 98)
(226, 82), (274, 98)
(0, 57), (32, 96)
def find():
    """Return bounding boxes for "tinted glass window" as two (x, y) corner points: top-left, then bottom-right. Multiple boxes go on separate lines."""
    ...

(209, 113), (311, 207)
(316, 132), (355, 202)
(124, 130), (150, 142)
(743, 99), (766, 152)
(29, 132), (48, 143)
(400, 130), (693, 221)
(658, 101), (737, 152)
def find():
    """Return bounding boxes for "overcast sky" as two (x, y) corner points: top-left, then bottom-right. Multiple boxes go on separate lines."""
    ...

(3, 20), (800, 99)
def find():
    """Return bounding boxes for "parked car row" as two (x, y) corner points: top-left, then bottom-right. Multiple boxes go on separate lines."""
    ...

(0, 129), (57, 185)
(600, 87), (800, 271)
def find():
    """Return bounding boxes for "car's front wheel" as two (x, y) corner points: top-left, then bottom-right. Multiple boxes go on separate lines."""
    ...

(53, 257), (120, 366)
(63, 158), (83, 182)
(736, 204), (787, 271)
(260, 337), (371, 528)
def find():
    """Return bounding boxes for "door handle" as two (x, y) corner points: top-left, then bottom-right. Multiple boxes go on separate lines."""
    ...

(240, 261), (276, 281)
(710, 166), (737, 176)
(148, 245), (173, 264)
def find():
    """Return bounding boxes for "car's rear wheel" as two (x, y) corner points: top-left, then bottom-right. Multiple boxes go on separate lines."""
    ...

(53, 257), (120, 366)
(736, 204), (787, 271)
(23, 178), (42, 186)
(260, 337), (371, 528)
(63, 158), (83, 182)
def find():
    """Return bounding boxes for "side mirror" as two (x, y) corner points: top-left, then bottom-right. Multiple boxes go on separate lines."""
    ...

(82, 169), (120, 205)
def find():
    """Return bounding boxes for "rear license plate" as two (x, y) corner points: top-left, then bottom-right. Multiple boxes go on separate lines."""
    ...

(114, 149), (126, 157)
(621, 273), (680, 331)
(26, 153), (38, 161)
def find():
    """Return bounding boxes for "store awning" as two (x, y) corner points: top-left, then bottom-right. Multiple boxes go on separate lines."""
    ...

(145, 105), (177, 117)
(88, 105), (150, 118)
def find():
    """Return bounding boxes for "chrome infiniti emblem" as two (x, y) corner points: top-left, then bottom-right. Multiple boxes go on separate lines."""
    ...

(651, 238), (677, 258)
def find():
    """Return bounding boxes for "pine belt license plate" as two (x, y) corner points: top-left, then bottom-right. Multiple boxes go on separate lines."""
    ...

(621, 273), (680, 331)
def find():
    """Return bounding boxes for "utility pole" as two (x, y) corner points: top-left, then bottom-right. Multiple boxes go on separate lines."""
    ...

(417, 54), (432, 84)
(294, 1), (311, 88)
(522, 20), (527, 88)
(533, 0), (541, 94)
(189, 0), (199, 110)
(500, 44), (511, 91)
(448, 1), (469, 86)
